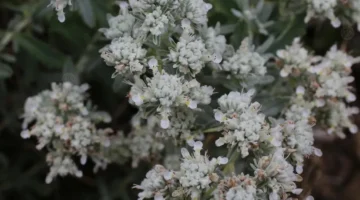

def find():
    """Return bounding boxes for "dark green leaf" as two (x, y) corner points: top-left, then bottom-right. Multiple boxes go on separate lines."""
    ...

(77, 0), (96, 28)
(14, 34), (66, 68)
(0, 62), (13, 79)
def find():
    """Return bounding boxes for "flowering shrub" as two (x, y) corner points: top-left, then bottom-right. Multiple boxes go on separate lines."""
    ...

(1, 0), (360, 199)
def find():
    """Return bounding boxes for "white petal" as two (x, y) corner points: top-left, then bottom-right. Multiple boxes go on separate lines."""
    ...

(80, 155), (87, 165)
(148, 58), (158, 68)
(212, 53), (222, 64)
(296, 165), (303, 174)
(75, 171), (83, 177)
(276, 50), (285, 58)
(314, 148), (323, 157)
(163, 171), (173, 180)
(187, 100), (198, 109)
(217, 157), (228, 165)
(315, 99), (325, 107)
(131, 94), (143, 106)
(214, 111), (224, 122)
(181, 18), (191, 29)
(306, 196), (314, 200)
(204, 3), (212, 11)
(280, 69), (289, 77)
(346, 93), (356, 102)
(269, 192), (279, 200)
(57, 12), (65, 23)
(160, 118), (170, 129)
(292, 188), (303, 195)
(296, 85), (305, 95)
(45, 176), (53, 184)
(215, 138), (225, 147)
(154, 193), (165, 200)
(331, 18), (341, 28)
(350, 125), (358, 134)
(21, 130), (30, 139)
(193, 141), (203, 151)
(327, 128), (334, 134)
(118, 1), (129, 9)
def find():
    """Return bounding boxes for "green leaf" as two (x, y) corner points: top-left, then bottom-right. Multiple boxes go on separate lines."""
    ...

(0, 62), (13, 79)
(14, 34), (66, 69)
(77, 0), (96, 28)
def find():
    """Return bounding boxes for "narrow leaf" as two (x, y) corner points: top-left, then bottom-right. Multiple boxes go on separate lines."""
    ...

(0, 62), (13, 79)
(14, 34), (66, 69)
(77, 0), (96, 28)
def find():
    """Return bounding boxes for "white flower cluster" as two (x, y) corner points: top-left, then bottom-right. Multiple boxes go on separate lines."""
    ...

(304, 0), (360, 31)
(327, 101), (359, 138)
(168, 33), (213, 75)
(214, 90), (269, 157)
(49, 0), (72, 22)
(221, 38), (267, 78)
(254, 149), (303, 200)
(135, 142), (228, 200)
(134, 164), (172, 200)
(100, 36), (147, 77)
(99, 4), (136, 39)
(155, 107), (204, 145)
(277, 38), (320, 77)
(277, 38), (360, 138)
(179, 0), (213, 25)
(213, 174), (257, 200)
(21, 82), (112, 183)
(96, 114), (166, 168)
(269, 118), (322, 173)
(200, 24), (230, 58)
(129, 71), (213, 130)
(313, 45), (357, 101)
(97, 0), (270, 145)
(305, 0), (340, 27)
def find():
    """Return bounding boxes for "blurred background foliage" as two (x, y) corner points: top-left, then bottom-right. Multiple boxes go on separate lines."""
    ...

(1, 0), (360, 199)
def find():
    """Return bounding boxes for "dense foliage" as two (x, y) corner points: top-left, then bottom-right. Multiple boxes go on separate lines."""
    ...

(1, 0), (360, 199)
